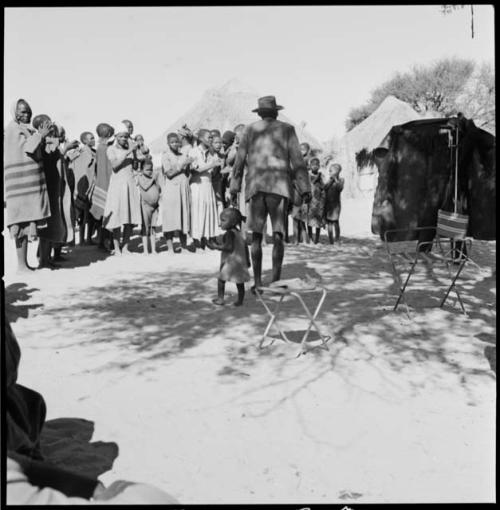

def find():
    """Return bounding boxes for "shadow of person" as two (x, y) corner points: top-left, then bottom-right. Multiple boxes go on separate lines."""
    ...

(484, 345), (496, 373)
(52, 244), (111, 270)
(5, 283), (42, 323)
(40, 418), (119, 479)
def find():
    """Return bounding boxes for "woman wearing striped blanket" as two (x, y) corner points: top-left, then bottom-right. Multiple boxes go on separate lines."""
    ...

(89, 123), (115, 251)
(4, 99), (52, 273)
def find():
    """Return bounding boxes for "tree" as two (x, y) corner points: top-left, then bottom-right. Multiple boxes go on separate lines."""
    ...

(345, 57), (477, 131)
(455, 62), (495, 134)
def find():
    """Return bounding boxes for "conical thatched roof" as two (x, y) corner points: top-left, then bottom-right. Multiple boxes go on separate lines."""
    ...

(337, 96), (420, 198)
(342, 95), (421, 154)
(149, 79), (322, 153)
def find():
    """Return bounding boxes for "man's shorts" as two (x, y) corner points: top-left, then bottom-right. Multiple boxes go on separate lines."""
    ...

(247, 192), (288, 235)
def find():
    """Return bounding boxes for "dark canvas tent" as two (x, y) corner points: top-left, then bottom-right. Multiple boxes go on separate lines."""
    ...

(371, 116), (496, 240)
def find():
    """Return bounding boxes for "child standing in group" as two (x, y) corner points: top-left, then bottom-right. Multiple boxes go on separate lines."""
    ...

(211, 134), (227, 215)
(160, 132), (193, 253)
(212, 208), (251, 307)
(189, 129), (221, 250)
(178, 125), (195, 156)
(72, 131), (96, 245)
(323, 161), (344, 245)
(89, 123), (114, 252)
(104, 122), (142, 256)
(306, 157), (325, 244)
(291, 181), (309, 244)
(133, 134), (151, 173)
(137, 159), (161, 255)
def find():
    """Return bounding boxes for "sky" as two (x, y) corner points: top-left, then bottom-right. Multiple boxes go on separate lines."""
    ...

(4, 5), (495, 145)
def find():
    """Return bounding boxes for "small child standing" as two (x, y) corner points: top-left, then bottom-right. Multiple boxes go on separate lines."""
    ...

(291, 181), (309, 244)
(212, 208), (251, 307)
(306, 157), (325, 244)
(133, 134), (151, 173)
(211, 135), (227, 215)
(72, 131), (97, 245)
(323, 162), (344, 245)
(89, 123), (114, 252)
(137, 160), (161, 255)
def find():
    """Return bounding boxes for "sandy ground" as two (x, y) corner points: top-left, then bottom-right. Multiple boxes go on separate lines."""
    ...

(4, 197), (496, 504)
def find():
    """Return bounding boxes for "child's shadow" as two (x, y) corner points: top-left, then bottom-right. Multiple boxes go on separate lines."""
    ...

(40, 417), (119, 479)
(5, 283), (42, 323)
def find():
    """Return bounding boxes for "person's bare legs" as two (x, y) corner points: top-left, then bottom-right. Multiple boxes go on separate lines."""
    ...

(142, 234), (149, 255)
(97, 220), (105, 249)
(15, 236), (31, 273)
(327, 222), (334, 245)
(262, 223), (268, 247)
(38, 238), (52, 267)
(333, 220), (340, 244)
(234, 283), (245, 306)
(293, 219), (300, 244)
(251, 232), (263, 291)
(307, 226), (313, 243)
(121, 224), (133, 254)
(284, 213), (290, 243)
(53, 243), (64, 261)
(85, 209), (94, 244)
(212, 279), (225, 305)
(271, 231), (284, 282)
(149, 231), (157, 254)
(77, 209), (85, 246)
(165, 232), (174, 252)
(112, 228), (122, 255)
(302, 221), (310, 244)
(179, 232), (187, 249)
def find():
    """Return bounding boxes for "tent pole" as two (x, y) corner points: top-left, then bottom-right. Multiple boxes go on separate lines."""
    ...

(454, 124), (459, 214)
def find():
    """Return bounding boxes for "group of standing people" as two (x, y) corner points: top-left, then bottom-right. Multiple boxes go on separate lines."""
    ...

(5, 99), (76, 272)
(5, 96), (344, 279)
(291, 143), (345, 246)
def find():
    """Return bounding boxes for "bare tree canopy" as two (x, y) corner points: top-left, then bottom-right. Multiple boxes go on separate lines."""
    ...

(345, 58), (494, 134)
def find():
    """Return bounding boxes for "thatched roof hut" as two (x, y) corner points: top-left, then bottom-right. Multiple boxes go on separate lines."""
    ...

(338, 95), (420, 198)
(149, 79), (322, 154)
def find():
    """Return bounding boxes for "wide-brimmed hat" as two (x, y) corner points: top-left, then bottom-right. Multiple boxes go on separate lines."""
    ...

(252, 95), (284, 113)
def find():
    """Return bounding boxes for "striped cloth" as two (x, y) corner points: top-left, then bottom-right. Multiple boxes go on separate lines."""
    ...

(89, 142), (113, 221)
(4, 120), (51, 227)
(437, 209), (469, 239)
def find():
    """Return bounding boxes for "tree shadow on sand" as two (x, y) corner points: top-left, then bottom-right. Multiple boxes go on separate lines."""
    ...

(40, 417), (119, 479)
(14, 237), (495, 415)
(5, 283), (43, 323)
(219, 237), (496, 413)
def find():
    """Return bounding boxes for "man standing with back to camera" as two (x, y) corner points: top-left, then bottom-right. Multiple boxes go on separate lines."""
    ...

(230, 95), (311, 293)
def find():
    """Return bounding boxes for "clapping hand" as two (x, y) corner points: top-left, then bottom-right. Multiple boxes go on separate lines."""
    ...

(38, 120), (53, 138)
(127, 140), (138, 153)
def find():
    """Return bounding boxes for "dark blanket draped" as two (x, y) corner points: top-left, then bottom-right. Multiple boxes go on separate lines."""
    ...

(5, 320), (47, 460)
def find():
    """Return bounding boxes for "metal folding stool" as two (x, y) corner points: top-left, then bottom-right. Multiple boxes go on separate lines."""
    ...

(255, 279), (331, 357)
(384, 211), (478, 317)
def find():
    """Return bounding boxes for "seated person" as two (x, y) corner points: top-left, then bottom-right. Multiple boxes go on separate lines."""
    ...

(5, 319), (46, 461)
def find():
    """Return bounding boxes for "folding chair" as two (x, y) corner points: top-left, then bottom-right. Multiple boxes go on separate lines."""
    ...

(384, 210), (478, 316)
(255, 278), (331, 357)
